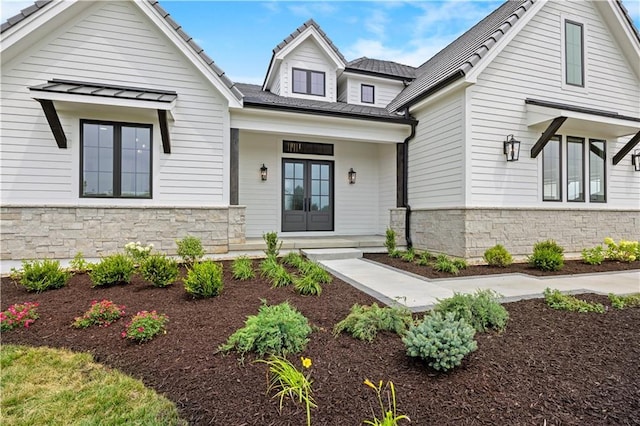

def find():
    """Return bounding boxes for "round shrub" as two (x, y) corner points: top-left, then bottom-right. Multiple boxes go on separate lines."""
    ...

(483, 244), (513, 267)
(19, 259), (70, 292)
(528, 248), (564, 272)
(176, 235), (204, 265)
(403, 311), (477, 371)
(220, 301), (312, 356)
(183, 260), (223, 298)
(140, 254), (179, 288)
(89, 254), (135, 287)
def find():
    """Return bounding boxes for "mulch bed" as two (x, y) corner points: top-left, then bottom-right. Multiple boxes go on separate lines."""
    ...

(2, 262), (639, 425)
(364, 252), (640, 279)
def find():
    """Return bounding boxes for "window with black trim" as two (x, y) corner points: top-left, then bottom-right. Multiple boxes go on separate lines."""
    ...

(589, 139), (606, 202)
(567, 136), (584, 202)
(565, 20), (584, 86)
(80, 120), (152, 198)
(543, 136), (561, 201)
(361, 84), (374, 104)
(292, 68), (325, 96)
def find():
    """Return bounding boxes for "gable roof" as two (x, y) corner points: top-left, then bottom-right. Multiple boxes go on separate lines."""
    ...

(346, 57), (416, 81)
(388, 0), (534, 111)
(1, 0), (243, 103)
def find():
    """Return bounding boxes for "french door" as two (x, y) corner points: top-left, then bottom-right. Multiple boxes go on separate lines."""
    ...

(282, 159), (333, 232)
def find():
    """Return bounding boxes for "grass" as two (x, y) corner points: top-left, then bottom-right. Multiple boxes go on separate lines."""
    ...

(0, 345), (186, 426)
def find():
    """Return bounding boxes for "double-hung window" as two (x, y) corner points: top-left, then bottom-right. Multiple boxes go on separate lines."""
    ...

(589, 139), (606, 202)
(566, 137), (584, 202)
(80, 120), (152, 198)
(292, 68), (325, 96)
(542, 136), (562, 201)
(565, 20), (584, 86)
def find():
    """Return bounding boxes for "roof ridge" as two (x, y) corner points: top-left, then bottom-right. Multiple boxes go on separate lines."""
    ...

(271, 18), (347, 64)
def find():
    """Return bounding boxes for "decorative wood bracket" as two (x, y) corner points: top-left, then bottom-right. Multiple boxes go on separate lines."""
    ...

(37, 99), (67, 149)
(530, 116), (567, 158)
(612, 131), (640, 165)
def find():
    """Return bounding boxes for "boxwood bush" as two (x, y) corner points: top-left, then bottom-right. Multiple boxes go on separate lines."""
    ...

(483, 244), (513, 267)
(528, 240), (565, 272)
(19, 259), (70, 292)
(90, 254), (135, 287)
(140, 254), (179, 288)
(183, 260), (223, 298)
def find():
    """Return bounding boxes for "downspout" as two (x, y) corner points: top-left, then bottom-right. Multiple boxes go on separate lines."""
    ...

(402, 110), (417, 249)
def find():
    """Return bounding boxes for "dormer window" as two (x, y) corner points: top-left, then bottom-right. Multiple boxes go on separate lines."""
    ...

(292, 68), (325, 96)
(565, 20), (584, 87)
(361, 84), (374, 104)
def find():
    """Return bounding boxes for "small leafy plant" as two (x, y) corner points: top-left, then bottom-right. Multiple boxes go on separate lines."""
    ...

(220, 301), (312, 357)
(333, 303), (413, 342)
(260, 256), (293, 288)
(608, 293), (640, 309)
(121, 310), (169, 343)
(69, 251), (90, 273)
(1, 302), (39, 331)
(299, 261), (332, 284)
(73, 300), (126, 328)
(434, 289), (509, 333)
(89, 254), (135, 287)
(363, 379), (410, 426)
(528, 240), (565, 272)
(483, 244), (513, 267)
(140, 254), (179, 288)
(400, 248), (415, 263)
(384, 228), (397, 255)
(415, 251), (432, 266)
(282, 252), (305, 269)
(432, 254), (459, 275)
(452, 258), (468, 270)
(604, 237), (639, 262)
(19, 259), (70, 292)
(581, 245), (605, 265)
(232, 256), (255, 280)
(183, 260), (224, 298)
(293, 275), (322, 296)
(543, 288), (605, 313)
(124, 241), (153, 264)
(176, 235), (205, 265)
(403, 311), (477, 371)
(258, 355), (316, 426)
(263, 231), (283, 258)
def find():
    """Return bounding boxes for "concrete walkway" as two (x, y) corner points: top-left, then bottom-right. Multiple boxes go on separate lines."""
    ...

(320, 258), (640, 312)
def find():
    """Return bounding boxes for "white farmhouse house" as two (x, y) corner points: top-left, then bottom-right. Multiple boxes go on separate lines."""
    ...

(1, 0), (638, 261)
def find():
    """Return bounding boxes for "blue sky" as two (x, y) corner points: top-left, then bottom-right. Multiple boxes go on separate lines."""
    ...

(2, 0), (640, 84)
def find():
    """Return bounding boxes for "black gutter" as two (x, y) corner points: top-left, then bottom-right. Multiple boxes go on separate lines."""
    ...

(402, 110), (418, 249)
(243, 101), (418, 125)
(344, 68), (416, 82)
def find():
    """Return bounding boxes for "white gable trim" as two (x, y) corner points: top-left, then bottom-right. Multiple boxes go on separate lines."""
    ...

(594, 0), (640, 79)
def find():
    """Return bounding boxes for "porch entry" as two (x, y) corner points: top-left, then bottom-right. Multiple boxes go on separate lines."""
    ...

(282, 159), (334, 232)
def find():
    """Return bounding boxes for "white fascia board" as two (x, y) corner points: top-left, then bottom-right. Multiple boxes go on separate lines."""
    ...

(230, 108), (410, 143)
(463, 0), (547, 84)
(595, 0), (640, 79)
(31, 90), (177, 111)
(134, 1), (243, 109)
(274, 26), (346, 70)
(408, 78), (471, 114)
(263, 58), (282, 91)
(341, 71), (407, 86)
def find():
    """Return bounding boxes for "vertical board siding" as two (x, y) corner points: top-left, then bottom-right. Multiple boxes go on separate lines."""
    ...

(1, 1), (230, 205)
(469, 0), (640, 208)
(344, 76), (405, 108)
(408, 92), (465, 208)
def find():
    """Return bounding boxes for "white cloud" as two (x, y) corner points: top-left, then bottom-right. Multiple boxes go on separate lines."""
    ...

(343, 36), (454, 67)
(365, 9), (389, 39)
(1, 0), (33, 22)
(287, 2), (337, 19)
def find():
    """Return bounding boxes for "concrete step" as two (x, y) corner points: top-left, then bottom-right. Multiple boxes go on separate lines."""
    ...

(302, 248), (363, 261)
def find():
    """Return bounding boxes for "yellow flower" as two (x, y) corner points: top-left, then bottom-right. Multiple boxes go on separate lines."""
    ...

(363, 379), (376, 390)
(604, 237), (614, 245)
(301, 357), (312, 369)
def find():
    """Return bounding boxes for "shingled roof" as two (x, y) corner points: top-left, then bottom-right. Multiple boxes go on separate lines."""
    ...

(0, 0), (52, 33)
(237, 83), (415, 124)
(272, 18), (347, 64)
(346, 57), (416, 80)
(387, 0), (534, 112)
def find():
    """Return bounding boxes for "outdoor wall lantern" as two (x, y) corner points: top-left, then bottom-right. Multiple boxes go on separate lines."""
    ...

(348, 168), (357, 184)
(260, 163), (268, 181)
(632, 150), (640, 172)
(504, 134), (521, 162)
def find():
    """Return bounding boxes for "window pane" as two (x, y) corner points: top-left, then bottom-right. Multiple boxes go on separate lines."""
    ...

(310, 72), (324, 96)
(567, 137), (584, 202)
(362, 85), (374, 103)
(590, 140), (606, 202)
(565, 21), (583, 86)
(293, 69), (307, 93)
(543, 137), (561, 201)
(82, 123), (113, 196)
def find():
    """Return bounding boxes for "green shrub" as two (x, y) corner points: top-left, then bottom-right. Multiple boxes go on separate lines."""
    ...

(232, 256), (255, 280)
(293, 275), (322, 296)
(220, 301), (312, 357)
(403, 312), (477, 371)
(183, 260), (224, 298)
(608, 293), (640, 310)
(299, 261), (332, 284)
(140, 254), (178, 288)
(533, 239), (565, 255)
(89, 254), (135, 287)
(388, 249), (402, 259)
(69, 251), (90, 273)
(528, 248), (564, 271)
(483, 244), (513, 267)
(333, 303), (412, 342)
(282, 252), (305, 269)
(73, 300), (126, 328)
(452, 258), (468, 270)
(433, 254), (459, 275)
(263, 231), (282, 258)
(543, 288), (605, 313)
(176, 235), (204, 265)
(260, 256), (292, 288)
(604, 237), (639, 262)
(581, 245), (605, 265)
(19, 259), (70, 292)
(434, 289), (509, 333)
(384, 228), (397, 254)
(415, 251), (432, 266)
(400, 248), (415, 262)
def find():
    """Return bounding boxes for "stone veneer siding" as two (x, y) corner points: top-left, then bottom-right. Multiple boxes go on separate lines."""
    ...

(389, 208), (407, 249)
(410, 208), (640, 259)
(1, 205), (246, 260)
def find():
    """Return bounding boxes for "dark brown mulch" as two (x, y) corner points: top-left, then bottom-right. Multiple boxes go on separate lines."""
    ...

(364, 252), (640, 279)
(2, 263), (639, 425)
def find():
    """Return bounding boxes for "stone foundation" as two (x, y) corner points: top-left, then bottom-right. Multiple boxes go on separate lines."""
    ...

(410, 208), (640, 259)
(389, 208), (407, 248)
(0, 205), (246, 260)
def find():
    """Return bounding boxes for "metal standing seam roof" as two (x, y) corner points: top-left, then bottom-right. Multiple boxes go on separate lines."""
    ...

(0, 0), (52, 33)
(29, 79), (178, 103)
(387, 0), (534, 112)
(273, 18), (347, 64)
(345, 57), (417, 80)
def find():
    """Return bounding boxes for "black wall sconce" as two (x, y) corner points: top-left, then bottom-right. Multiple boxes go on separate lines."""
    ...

(260, 163), (268, 181)
(632, 150), (640, 172)
(504, 134), (521, 162)
(348, 168), (356, 184)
